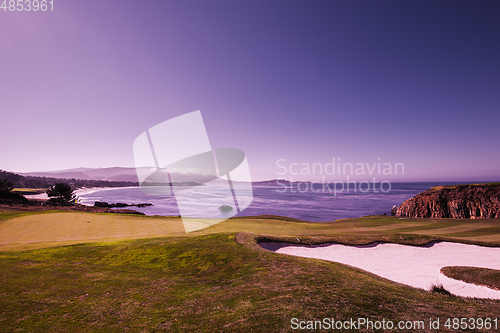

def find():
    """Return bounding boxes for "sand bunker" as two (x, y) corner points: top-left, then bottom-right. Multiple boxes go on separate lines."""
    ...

(260, 241), (500, 299)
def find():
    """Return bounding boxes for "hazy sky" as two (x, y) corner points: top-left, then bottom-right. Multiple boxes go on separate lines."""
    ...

(1, 0), (499, 182)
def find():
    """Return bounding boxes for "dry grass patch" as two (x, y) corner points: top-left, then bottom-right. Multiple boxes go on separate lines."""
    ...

(441, 266), (500, 291)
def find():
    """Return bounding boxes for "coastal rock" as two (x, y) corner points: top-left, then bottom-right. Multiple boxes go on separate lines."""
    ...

(94, 201), (153, 208)
(396, 184), (500, 219)
(219, 205), (233, 212)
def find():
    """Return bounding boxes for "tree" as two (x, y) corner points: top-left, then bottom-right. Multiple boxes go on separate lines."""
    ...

(47, 183), (76, 206)
(0, 179), (28, 204)
(0, 179), (14, 192)
(0, 170), (22, 187)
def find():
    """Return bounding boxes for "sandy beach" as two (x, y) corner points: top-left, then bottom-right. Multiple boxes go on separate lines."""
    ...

(23, 186), (138, 202)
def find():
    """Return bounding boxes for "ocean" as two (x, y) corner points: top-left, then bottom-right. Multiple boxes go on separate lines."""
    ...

(77, 181), (469, 222)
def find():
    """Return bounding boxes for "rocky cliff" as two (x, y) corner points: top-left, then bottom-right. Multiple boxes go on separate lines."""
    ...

(395, 183), (500, 219)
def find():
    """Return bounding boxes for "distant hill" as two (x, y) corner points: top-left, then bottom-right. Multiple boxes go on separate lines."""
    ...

(253, 179), (291, 185)
(1, 170), (138, 189)
(21, 167), (139, 182)
(24, 171), (96, 180)
(21, 167), (224, 184)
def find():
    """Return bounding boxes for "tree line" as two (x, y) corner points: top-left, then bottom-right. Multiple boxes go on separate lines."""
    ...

(0, 178), (76, 206)
(0, 169), (138, 206)
(0, 169), (138, 189)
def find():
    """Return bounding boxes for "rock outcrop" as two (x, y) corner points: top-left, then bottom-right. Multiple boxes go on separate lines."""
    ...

(94, 201), (153, 208)
(395, 184), (500, 219)
(219, 205), (233, 212)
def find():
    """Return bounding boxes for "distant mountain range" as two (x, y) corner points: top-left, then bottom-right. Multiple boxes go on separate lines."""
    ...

(16, 168), (323, 185)
(1, 167), (213, 190)
(21, 167), (140, 182)
(0, 169), (137, 190)
(20, 167), (226, 184)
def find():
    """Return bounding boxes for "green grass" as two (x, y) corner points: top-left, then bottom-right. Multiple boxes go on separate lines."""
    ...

(1, 210), (500, 331)
(441, 266), (500, 291)
(1, 233), (500, 332)
(0, 209), (59, 223)
(2, 210), (500, 250)
(441, 226), (500, 238)
(11, 188), (48, 195)
(0, 211), (185, 251)
(430, 182), (500, 191)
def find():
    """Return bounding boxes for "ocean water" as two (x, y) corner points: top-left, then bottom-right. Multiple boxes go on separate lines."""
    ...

(77, 181), (469, 222)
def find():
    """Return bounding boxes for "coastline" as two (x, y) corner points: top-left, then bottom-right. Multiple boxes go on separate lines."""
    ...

(23, 186), (141, 202)
(70, 182), (439, 221)
(74, 186), (140, 197)
(75, 186), (141, 206)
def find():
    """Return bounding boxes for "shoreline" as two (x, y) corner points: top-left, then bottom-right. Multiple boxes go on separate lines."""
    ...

(23, 186), (141, 202)
(75, 186), (141, 207)
(74, 186), (140, 197)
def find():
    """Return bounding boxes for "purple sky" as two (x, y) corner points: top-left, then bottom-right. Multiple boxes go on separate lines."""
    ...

(1, 0), (499, 182)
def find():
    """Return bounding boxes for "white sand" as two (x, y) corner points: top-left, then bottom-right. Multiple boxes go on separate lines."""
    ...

(24, 187), (136, 202)
(73, 186), (133, 198)
(260, 241), (500, 299)
(24, 187), (101, 200)
(23, 192), (49, 200)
